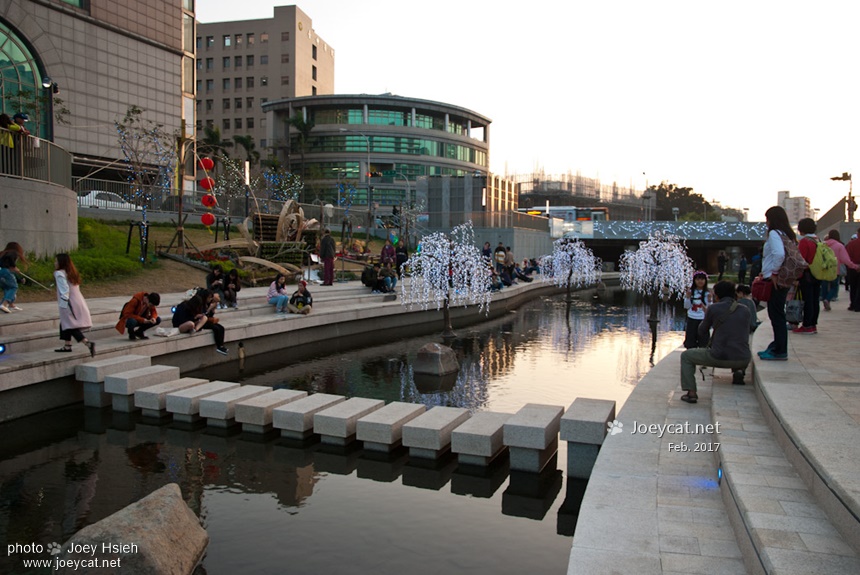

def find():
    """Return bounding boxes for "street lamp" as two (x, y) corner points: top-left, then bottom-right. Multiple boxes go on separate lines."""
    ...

(40, 76), (59, 142)
(830, 172), (855, 223)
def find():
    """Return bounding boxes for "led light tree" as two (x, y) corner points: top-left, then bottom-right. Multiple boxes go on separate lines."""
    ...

(400, 221), (493, 337)
(542, 237), (602, 301)
(619, 231), (694, 322)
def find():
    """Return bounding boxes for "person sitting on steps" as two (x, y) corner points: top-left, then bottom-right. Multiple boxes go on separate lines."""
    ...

(287, 280), (313, 315)
(116, 292), (161, 340)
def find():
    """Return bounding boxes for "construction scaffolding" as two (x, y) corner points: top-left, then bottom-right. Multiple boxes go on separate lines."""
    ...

(511, 171), (648, 220)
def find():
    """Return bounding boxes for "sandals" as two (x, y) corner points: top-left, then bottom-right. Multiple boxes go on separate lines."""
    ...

(55, 346), (72, 353)
(680, 393), (698, 404)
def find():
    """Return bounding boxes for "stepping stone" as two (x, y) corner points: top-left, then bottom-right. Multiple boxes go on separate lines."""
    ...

(104, 365), (181, 413)
(504, 403), (564, 473)
(402, 406), (470, 459)
(273, 393), (345, 440)
(560, 398), (616, 479)
(357, 402), (426, 452)
(199, 385), (272, 428)
(235, 389), (308, 433)
(314, 397), (385, 446)
(451, 411), (513, 466)
(76, 355), (152, 408)
(166, 381), (240, 423)
(135, 378), (208, 418)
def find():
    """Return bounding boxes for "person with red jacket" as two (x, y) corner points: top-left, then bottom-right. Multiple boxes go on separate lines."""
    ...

(116, 292), (161, 340)
(794, 218), (820, 334)
(822, 229), (858, 311)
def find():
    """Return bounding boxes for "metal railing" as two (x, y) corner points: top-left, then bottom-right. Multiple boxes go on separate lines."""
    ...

(0, 128), (72, 187)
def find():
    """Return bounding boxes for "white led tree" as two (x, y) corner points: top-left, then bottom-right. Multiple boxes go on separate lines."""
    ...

(619, 231), (694, 321)
(541, 237), (603, 301)
(400, 221), (493, 337)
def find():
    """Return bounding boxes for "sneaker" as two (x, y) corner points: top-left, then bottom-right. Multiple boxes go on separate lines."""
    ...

(216, 346), (228, 356)
(732, 370), (746, 385)
(759, 350), (788, 361)
(9, 305), (22, 311)
(791, 326), (817, 334)
(128, 332), (138, 341)
(823, 300), (831, 311)
(0, 304), (10, 313)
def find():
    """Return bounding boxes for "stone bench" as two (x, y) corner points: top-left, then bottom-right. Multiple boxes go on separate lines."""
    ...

(402, 406), (471, 459)
(314, 397), (385, 446)
(273, 393), (345, 440)
(356, 401), (426, 452)
(235, 389), (308, 433)
(166, 380), (240, 423)
(76, 355), (152, 408)
(103, 365), (181, 412)
(451, 411), (513, 466)
(560, 397), (616, 479)
(503, 403), (564, 472)
(135, 378), (208, 418)
(199, 385), (272, 428)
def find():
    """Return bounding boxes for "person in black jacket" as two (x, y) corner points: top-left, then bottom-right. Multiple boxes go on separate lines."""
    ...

(172, 293), (228, 355)
(287, 281), (313, 315)
(205, 265), (226, 307)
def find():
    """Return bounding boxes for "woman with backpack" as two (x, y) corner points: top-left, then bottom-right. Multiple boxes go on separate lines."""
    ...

(794, 218), (820, 334)
(822, 229), (858, 311)
(757, 206), (798, 361)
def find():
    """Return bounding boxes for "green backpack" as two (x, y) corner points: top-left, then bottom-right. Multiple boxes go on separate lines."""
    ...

(809, 241), (838, 281)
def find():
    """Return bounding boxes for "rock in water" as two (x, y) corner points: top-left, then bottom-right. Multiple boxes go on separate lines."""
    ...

(413, 342), (459, 376)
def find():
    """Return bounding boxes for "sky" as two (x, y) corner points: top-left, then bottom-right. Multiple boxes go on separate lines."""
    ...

(197, 1), (860, 221)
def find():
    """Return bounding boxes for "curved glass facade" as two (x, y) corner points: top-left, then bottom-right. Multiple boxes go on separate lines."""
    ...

(0, 21), (47, 139)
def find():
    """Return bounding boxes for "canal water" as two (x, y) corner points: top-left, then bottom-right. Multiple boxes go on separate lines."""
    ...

(0, 293), (685, 575)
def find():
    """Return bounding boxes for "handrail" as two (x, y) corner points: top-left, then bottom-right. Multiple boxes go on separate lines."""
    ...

(0, 127), (72, 188)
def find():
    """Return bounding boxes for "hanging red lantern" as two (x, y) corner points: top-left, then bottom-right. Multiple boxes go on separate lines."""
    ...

(201, 194), (217, 207)
(199, 177), (215, 191)
(201, 212), (215, 226)
(198, 157), (215, 171)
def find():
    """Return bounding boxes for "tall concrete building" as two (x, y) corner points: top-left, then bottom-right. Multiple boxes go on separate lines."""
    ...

(195, 5), (334, 153)
(777, 190), (814, 223)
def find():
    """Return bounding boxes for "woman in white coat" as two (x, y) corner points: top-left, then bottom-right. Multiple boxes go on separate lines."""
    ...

(54, 253), (95, 356)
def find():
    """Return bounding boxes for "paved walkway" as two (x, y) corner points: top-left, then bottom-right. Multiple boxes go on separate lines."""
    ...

(568, 303), (860, 574)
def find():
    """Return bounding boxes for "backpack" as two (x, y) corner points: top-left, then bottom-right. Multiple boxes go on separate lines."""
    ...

(808, 241), (838, 281)
(775, 234), (808, 288)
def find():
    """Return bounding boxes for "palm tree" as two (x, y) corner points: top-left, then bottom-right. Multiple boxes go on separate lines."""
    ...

(198, 125), (233, 168)
(287, 112), (314, 179)
(232, 134), (260, 167)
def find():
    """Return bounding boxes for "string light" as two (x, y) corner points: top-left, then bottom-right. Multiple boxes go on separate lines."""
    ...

(541, 237), (602, 289)
(584, 221), (768, 241)
(619, 230), (694, 301)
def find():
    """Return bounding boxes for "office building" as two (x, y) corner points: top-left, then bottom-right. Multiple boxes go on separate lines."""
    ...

(777, 191), (814, 223)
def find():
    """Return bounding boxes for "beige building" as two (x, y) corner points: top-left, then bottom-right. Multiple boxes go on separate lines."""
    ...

(777, 190), (814, 223)
(195, 5), (334, 152)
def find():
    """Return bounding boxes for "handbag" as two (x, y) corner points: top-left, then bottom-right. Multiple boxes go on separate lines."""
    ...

(785, 286), (803, 324)
(751, 277), (773, 302)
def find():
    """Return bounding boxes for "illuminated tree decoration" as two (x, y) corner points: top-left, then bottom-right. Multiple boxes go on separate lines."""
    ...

(541, 237), (602, 299)
(401, 221), (492, 336)
(619, 230), (694, 320)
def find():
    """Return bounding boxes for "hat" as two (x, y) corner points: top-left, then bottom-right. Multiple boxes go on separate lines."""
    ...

(299, 280), (307, 287)
(13, 113), (28, 122)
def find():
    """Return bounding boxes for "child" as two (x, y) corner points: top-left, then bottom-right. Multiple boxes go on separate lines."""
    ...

(736, 284), (759, 334)
(683, 271), (711, 348)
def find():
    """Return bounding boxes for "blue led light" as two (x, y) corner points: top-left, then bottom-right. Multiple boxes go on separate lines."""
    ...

(718, 467), (723, 483)
(0, 343), (6, 355)
(171, 306), (177, 313)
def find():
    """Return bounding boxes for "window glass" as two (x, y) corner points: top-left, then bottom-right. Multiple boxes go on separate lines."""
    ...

(235, 77), (242, 89)
(206, 79), (214, 91)
(247, 77), (254, 88)
(206, 36), (214, 48)
(222, 57), (230, 68)
(205, 99), (213, 111)
(235, 56), (242, 67)
(206, 58), (213, 70)
(235, 98), (242, 109)
(247, 33), (255, 45)
(235, 34), (243, 47)
(281, 53), (290, 64)
(247, 117), (254, 129)
(223, 35), (231, 47)
(281, 76), (289, 85)
(222, 78), (230, 90)
(183, 56), (194, 93)
(261, 33), (269, 43)
(235, 118), (242, 129)
(312, 45), (317, 60)
(196, 58), (202, 70)
(260, 55), (268, 65)
(182, 14), (194, 52)
(246, 55), (254, 67)
(247, 97), (254, 109)
(222, 118), (230, 130)
(281, 31), (289, 41)
(312, 65), (317, 81)
(183, 0), (194, 10)
(260, 76), (268, 86)
(222, 99), (230, 110)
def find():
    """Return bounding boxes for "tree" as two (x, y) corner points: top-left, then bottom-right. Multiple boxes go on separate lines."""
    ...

(114, 105), (175, 213)
(400, 221), (493, 337)
(541, 238), (602, 301)
(650, 182), (718, 221)
(232, 134), (260, 167)
(287, 112), (314, 183)
(619, 231), (694, 322)
(197, 125), (233, 168)
(3, 87), (71, 138)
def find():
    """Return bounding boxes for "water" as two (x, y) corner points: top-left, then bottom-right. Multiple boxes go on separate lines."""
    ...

(0, 293), (685, 575)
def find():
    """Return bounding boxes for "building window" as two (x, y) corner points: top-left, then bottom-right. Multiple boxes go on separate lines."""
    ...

(222, 78), (230, 90)
(235, 98), (242, 109)
(223, 35), (231, 47)
(261, 98), (268, 105)
(196, 79), (201, 92)
(247, 117), (254, 129)
(246, 55), (254, 67)
(281, 53), (290, 64)
(196, 36), (201, 50)
(206, 79), (214, 91)
(222, 57), (230, 68)
(261, 33), (269, 43)
(222, 98), (230, 110)
(260, 54), (268, 65)
(235, 56), (242, 67)
(206, 119), (214, 128)
(281, 31), (289, 42)
(206, 99), (213, 111)
(247, 76), (254, 88)
(281, 76), (289, 85)
(312, 45), (317, 60)
(261, 138), (267, 147)
(260, 76), (268, 86)
(312, 86), (317, 95)
(247, 97), (254, 109)
(235, 34), (243, 47)
(206, 36), (214, 48)
(312, 65), (317, 81)
(196, 120), (202, 131)
(196, 58), (202, 70)
(223, 118), (230, 130)
(247, 33), (255, 45)
(235, 118), (242, 130)
(206, 58), (213, 70)
(235, 77), (243, 89)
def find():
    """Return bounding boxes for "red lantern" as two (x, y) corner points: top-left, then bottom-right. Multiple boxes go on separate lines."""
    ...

(198, 157), (215, 171)
(201, 213), (215, 226)
(199, 177), (215, 191)
(201, 194), (217, 207)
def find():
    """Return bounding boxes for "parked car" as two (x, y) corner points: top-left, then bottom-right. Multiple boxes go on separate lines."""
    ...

(158, 195), (227, 216)
(77, 190), (142, 211)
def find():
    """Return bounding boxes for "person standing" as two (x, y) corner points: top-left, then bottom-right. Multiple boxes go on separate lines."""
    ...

(116, 292), (161, 340)
(794, 218), (820, 334)
(683, 271), (711, 348)
(54, 254), (95, 356)
(380, 238), (396, 267)
(847, 229), (860, 312)
(822, 229), (858, 311)
(481, 241), (492, 260)
(320, 228), (336, 286)
(717, 250), (728, 280)
(757, 206), (794, 360)
(0, 241), (27, 313)
(738, 255), (748, 286)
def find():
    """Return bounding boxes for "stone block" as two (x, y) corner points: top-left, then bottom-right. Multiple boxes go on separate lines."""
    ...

(560, 397), (616, 444)
(104, 365), (181, 396)
(567, 442), (601, 479)
(55, 483), (207, 575)
(166, 380), (240, 422)
(135, 378), (208, 418)
(235, 389), (308, 433)
(199, 385), (272, 428)
(273, 393), (345, 440)
(75, 355), (151, 383)
(510, 438), (559, 473)
(83, 382), (111, 408)
(504, 403), (564, 450)
(314, 397), (385, 445)
(451, 411), (513, 466)
(413, 342), (459, 375)
(356, 401), (426, 452)
(402, 406), (471, 459)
